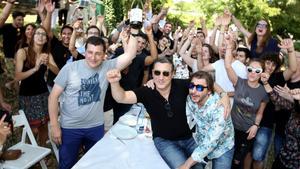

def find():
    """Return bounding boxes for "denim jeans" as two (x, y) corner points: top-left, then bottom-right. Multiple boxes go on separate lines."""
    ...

(59, 125), (104, 169)
(252, 127), (285, 161)
(153, 136), (204, 169)
(211, 147), (234, 169)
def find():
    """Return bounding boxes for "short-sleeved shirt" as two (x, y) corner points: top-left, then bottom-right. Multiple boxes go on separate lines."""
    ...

(212, 59), (247, 92)
(133, 79), (192, 140)
(54, 59), (117, 129)
(231, 78), (269, 131)
(0, 24), (23, 58)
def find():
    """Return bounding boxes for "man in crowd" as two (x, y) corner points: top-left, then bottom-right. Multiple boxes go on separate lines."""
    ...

(48, 34), (137, 169)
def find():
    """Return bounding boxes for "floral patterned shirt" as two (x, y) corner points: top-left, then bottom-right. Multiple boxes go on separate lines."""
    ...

(172, 53), (190, 79)
(186, 93), (235, 162)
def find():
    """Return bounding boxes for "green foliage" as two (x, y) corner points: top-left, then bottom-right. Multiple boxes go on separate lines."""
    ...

(104, 0), (116, 32)
(112, 0), (124, 24)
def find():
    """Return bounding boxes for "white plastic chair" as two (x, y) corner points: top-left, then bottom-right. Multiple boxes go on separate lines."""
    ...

(1, 110), (51, 169)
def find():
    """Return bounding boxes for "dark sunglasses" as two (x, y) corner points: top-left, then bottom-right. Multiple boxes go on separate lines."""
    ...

(164, 102), (174, 118)
(153, 70), (170, 77)
(247, 66), (263, 74)
(188, 83), (207, 92)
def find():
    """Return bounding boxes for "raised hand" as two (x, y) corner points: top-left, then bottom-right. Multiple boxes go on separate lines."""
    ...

(36, 0), (45, 14)
(144, 24), (153, 35)
(221, 9), (231, 26)
(278, 38), (294, 51)
(274, 85), (293, 102)
(260, 72), (270, 84)
(106, 69), (122, 83)
(45, 0), (55, 13)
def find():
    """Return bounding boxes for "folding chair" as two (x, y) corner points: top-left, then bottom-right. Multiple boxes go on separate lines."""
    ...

(1, 110), (51, 169)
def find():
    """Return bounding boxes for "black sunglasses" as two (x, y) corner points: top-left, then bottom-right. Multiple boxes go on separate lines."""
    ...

(164, 102), (174, 118)
(153, 70), (170, 77)
(188, 83), (207, 92)
(247, 66), (263, 74)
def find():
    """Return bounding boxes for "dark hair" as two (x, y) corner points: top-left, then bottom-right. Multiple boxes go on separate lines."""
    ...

(136, 31), (148, 41)
(202, 43), (217, 63)
(26, 26), (50, 68)
(16, 23), (36, 50)
(248, 58), (264, 71)
(190, 71), (215, 94)
(86, 25), (101, 37)
(261, 52), (282, 72)
(237, 47), (251, 59)
(12, 11), (25, 19)
(85, 36), (106, 52)
(60, 25), (73, 34)
(153, 57), (174, 72)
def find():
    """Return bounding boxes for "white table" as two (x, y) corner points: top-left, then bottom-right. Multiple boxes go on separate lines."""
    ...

(72, 120), (170, 169)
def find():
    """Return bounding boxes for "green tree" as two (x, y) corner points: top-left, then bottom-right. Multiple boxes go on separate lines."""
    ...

(113, 0), (124, 23)
(104, 0), (116, 31)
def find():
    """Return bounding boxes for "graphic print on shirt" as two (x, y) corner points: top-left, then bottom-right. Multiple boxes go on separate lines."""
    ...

(78, 73), (101, 105)
(237, 94), (254, 118)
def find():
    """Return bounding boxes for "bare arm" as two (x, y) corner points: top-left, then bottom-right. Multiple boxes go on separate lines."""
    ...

(247, 101), (267, 140)
(224, 35), (238, 86)
(68, 20), (81, 58)
(15, 49), (42, 81)
(231, 15), (251, 38)
(48, 84), (64, 145)
(144, 26), (158, 66)
(179, 37), (195, 68)
(43, 0), (55, 39)
(280, 39), (297, 80)
(0, 0), (15, 27)
(107, 69), (138, 104)
(116, 32), (138, 70)
(48, 54), (59, 74)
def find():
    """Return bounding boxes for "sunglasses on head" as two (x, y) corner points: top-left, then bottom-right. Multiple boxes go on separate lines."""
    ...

(188, 83), (207, 92)
(247, 66), (263, 74)
(153, 70), (170, 77)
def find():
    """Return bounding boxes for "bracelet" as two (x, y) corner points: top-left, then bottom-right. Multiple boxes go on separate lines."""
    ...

(288, 50), (295, 53)
(254, 123), (260, 128)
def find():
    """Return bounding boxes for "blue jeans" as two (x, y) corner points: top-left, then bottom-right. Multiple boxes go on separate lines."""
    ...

(59, 125), (104, 169)
(153, 137), (204, 169)
(252, 127), (285, 161)
(212, 147), (234, 169)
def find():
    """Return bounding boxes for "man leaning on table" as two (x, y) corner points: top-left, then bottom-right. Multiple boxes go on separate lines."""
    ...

(48, 33), (137, 169)
(106, 57), (230, 169)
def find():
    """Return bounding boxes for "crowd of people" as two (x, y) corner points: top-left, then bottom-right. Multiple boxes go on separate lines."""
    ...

(0, 0), (299, 169)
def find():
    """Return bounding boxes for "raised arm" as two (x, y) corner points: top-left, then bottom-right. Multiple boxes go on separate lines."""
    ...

(115, 29), (138, 70)
(231, 15), (251, 38)
(107, 69), (137, 104)
(224, 34), (238, 86)
(0, 0), (15, 27)
(279, 39), (297, 80)
(43, 0), (55, 38)
(68, 20), (81, 57)
(209, 16), (221, 54)
(144, 25), (158, 66)
(179, 33), (196, 68)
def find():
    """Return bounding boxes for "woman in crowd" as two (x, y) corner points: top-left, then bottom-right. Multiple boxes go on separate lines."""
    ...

(224, 35), (269, 169)
(14, 26), (59, 147)
(231, 15), (280, 58)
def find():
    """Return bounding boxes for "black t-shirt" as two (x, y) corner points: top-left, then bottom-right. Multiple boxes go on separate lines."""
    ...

(0, 24), (23, 58)
(260, 72), (286, 128)
(47, 36), (84, 86)
(133, 79), (192, 140)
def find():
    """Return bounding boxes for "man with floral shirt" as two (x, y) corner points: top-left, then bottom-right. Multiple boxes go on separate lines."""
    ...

(179, 71), (234, 169)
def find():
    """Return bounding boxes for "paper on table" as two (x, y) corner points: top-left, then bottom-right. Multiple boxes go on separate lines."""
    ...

(111, 124), (137, 140)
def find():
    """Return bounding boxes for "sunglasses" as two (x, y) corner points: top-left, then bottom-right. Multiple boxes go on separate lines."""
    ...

(188, 83), (207, 92)
(164, 102), (174, 118)
(153, 70), (170, 77)
(247, 66), (263, 74)
(256, 23), (268, 29)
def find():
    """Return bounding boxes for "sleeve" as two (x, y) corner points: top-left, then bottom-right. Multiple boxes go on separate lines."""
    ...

(186, 96), (196, 129)
(133, 87), (148, 103)
(232, 60), (247, 79)
(269, 90), (294, 110)
(53, 63), (70, 89)
(191, 105), (226, 162)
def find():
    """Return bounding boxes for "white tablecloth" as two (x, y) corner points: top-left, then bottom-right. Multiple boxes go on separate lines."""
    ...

(72, 123), (170, 169)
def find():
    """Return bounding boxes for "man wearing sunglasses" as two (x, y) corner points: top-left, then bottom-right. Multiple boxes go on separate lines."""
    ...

(179, 71), (234, 169)
(107, 57), (230, 169)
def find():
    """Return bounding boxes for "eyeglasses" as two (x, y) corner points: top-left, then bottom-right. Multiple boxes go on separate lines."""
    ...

(164, 102), (174, 118)
(247, 66), (263, 74)
(153, 70), (170, 77)
(256, 23), (268, 29)
(188, 83), (207, 92)
(35, 32), (47, 37)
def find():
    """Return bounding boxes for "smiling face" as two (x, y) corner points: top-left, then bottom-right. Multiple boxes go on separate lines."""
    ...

(25, 24), (35, 41)
(85, 44), (105, 69)
(202, 46), (211, 60)
(163, 23), (172, 35)
(152, 62), (173, 91)
(255, 20), (268, 36)
(61, 27), (73, 46)
(33, 28), (47, 46)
